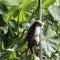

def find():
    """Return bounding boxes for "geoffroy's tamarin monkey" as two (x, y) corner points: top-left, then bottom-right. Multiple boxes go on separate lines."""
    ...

(27, 21), (42, 54)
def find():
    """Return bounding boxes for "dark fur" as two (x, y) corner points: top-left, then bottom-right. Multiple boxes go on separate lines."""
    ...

(27, 21), (42, 54)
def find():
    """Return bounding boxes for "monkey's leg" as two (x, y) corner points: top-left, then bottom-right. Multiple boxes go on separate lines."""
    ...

(30, 46), (35, 54)
(28, 38), (36, 54)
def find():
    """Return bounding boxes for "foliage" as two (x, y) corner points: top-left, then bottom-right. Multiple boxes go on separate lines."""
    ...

(0, 0), (60, 60)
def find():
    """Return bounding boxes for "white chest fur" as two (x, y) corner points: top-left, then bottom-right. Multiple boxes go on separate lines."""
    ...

(34, 26), (40, 45)
(34, 26), (40, 35)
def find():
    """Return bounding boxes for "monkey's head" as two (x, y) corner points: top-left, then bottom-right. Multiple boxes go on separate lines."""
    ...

(32, 21), (42, 27)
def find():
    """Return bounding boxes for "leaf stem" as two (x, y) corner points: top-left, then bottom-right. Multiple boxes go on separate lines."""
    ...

(17, 9), (20, 40)
(39, 0), (42, 60)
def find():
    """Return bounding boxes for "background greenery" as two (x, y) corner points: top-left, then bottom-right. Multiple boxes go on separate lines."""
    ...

(0, 0), (60, 60)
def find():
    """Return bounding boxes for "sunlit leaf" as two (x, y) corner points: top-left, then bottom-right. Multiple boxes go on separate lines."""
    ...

(48, 6), (60, 22)
(58, 0), (60, 5)
(5, 51), (16, 58)
(18, 0), (38, 23)
(42, 0), (56, 9)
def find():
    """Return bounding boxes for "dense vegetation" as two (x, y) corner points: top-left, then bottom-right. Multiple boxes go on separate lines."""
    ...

(0, 0), (60, 60)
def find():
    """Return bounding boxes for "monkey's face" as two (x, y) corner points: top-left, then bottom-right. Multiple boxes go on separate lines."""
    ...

(35, 21), (42, 26)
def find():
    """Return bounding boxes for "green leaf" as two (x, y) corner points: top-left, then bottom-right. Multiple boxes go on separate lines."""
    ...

(18, 0), (38, 23)
(20, 54), (36, 60)
(59, 0), (60, 5)
(0, 2), (8, 13)
(30, 54), (34, 60)
(42, 0), (56, 9)
(8, 20), (17, 29)
(0, 41), (4, 51)
(18, 43), (27, 53)
(34, 55), (39, 60)
(47, 43), (55, 52)
(13, 9), (19, 18)
(43, 24), (49, 36)
(0, 14), (6, 26)
(4, 0), (38, 23)
(5, 51), (16, 58)
(48, 6), (60, 22)
(3, 31), (17, 48)
(16, 38), (27, 50)
(4, 0), (22, 5)
(42, 26), (57, 57)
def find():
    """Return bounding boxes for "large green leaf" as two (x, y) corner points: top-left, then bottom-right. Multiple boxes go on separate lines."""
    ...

(42, 0), (56, 9)
(4, 6), (18, 21)
(48, 6), (60, 22)
(42, 26), (57, 57)
(4, 0), (38, 23)
(15, 0), (38, 23)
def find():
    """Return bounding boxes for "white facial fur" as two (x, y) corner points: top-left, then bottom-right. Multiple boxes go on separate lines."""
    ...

(34, 26), (40, 35)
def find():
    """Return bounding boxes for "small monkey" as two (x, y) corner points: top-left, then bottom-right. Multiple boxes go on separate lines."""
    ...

(27, 21), (42, 54)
